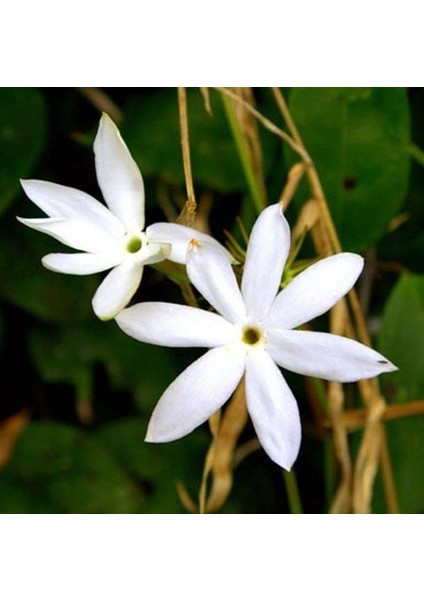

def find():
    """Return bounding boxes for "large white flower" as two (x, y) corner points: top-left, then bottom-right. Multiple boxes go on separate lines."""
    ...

(116, 203), (397, 470)
(18, 113), (232, 320)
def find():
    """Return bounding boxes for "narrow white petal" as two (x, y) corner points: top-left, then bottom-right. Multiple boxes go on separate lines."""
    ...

(17, 216), (119, 253)
(92, 261), (143, 320)
(116, 302), (235, 347)
(245, 350), (301, 470)
(187, 241), (246, 324)
(20, 179), (124, 238)
(146, 222), (235, 265)
(266, 253), (364, 330)
(241, 203), (291, 320)
(146, 345), (246, 443)
(42, 252), (122, 275)
(268, 329), (398, 382)
(94, 113), (145, 231)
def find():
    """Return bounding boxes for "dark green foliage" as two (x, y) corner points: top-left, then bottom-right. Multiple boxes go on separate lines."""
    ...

(286, 88), (410, 251)
(0, 88), (46, 214)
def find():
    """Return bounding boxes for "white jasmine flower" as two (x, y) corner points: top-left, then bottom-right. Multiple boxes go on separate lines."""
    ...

(18, 113), (232, 320)
(116, 203), (397, 470)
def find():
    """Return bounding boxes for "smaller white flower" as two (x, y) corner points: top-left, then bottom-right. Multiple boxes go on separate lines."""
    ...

(18, 113), (232, 320)
(116, 203), (397, 470)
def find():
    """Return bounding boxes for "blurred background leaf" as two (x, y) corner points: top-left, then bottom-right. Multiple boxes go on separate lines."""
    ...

(0, 421), (145, 513)
(0, 88), (46, 214)
(371, 273), (424, 513)
(0, 220), (97, 323)
(286, 87), (410, 252)
(28, 319), (181, 413)
(378, 273), (424, 401)
(122, 88), (246, 193)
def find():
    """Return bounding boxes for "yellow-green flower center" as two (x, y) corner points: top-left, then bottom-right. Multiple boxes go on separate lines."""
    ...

(241, 325), (262, 346)
(126, 236), (143, 253)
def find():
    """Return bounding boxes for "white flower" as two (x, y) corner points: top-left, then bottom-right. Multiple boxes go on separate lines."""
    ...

(116, 203), (397, 470)
(18, 113), (232, 320)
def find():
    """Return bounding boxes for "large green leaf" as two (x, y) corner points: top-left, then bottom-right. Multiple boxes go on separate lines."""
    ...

(122, 88), (246, 193)
(286, 88), (410, 251)
(1, 421), (145, 513)
(0, 220), (98, 323)
(0, 480), (59, 513)
(378, 273), (424, 401)
(375, 273), (424, 513)
(0, 88), (46, 214)
(29, 319), (180, 413)
(97, 417), (209, 513)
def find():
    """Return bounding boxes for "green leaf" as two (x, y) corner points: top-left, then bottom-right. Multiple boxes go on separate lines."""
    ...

(379, 417), (424, 513)
(98, 322), (179, 411)
(29, 319), (180, 413)
(0, 480), (59, 513)
(374, 273), (424, 513)
(122, 89), (246, 193)
(29, 319), (184, 422)
(2, 421), (145, 513)
(378, 273), (424, 401)
(97, 417), (209, 513)
(0, 220), (97, 323)
(0, 88), (46, 214)
(286, 88), (410, 251)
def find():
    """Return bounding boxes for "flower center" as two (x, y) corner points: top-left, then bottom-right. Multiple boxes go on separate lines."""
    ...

(125, 235), (143, 254)
(241, 325), (263, 346)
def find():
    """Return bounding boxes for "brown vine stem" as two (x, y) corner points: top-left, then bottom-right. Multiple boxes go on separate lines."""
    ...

(272, 84), (354, 512)
(216, 87), (312, 165)
(76, 88), (123, 124)
(177, 87), (197, 226)
(321, 400), (424, 431)
(327, 301), (352, 514)
(270, 86), (397, 514)
(205, 379), (248, 513)
(271, 87), (371, 345)
(200, 87), (212, 115)
(279, 162), (307, 210)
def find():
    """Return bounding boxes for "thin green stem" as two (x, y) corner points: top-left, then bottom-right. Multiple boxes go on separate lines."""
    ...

(282, 469), (303, 514)
(221, 93), (266, 214)
(409, 142), (424, 166)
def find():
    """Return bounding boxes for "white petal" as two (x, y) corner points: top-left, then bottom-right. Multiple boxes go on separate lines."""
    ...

(241, 203), (291, 320)
(267, 329), (398, 382)
(94, 113), (145, 231)
(245, 350), (301, 470)
(42, 252), (122, 275)
(187, 241), (246, 324)
(266, 253), (364, 330)
(138, 241), (171, 266)
(17, 217), (120, 254)
(92, 261), (143, 320)
(20, 179), (124, 238)
(17, 216), (119, 253)
(146, 222), (235, 265)
(116, 302), (235, 347)
(146, 345), (246, 442)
